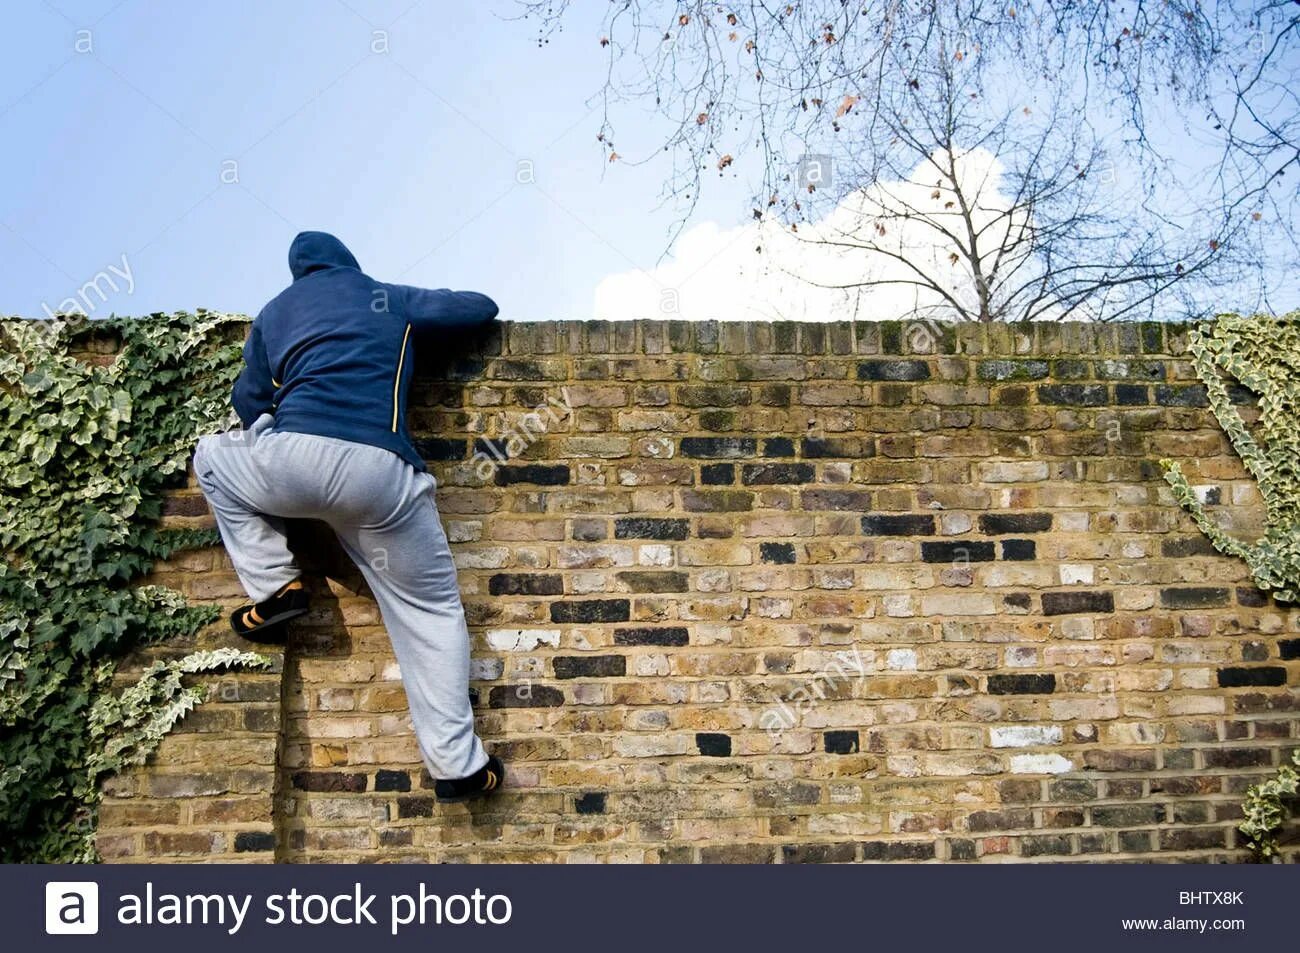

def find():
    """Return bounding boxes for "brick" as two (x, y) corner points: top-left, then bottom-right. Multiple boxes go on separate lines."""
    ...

(290, 772), (366, 793)
(978, 513), (1052, 534)
(1160, 587), (1230, 609)
(696, 733), (732, 757)
(489, 573), (564, 596)
(921, 541), (995, 563)
(824, 730), (860, 754)
(488, 685), (565, 708)
(550, 599), (631, 623)
(234, 831), (276, 852)
(575, 792), (607, 815)
(1041, 591), (1115, 615)
(680, 437), (757, 458)
(614, 517), (690, 540)
(862, 514), (936, 536)
(858, 360), (931, 381)
(760, 542), (797, 564)
(1217, 666), (1286, 688)
(741, 463), (816, 485)
(553, 655), (627, 679)
(1001, 539), (1036, 560)
(987, 674), (1056, 695)
(495, 464), (570, 485)
(614, 626), (690, 646)
(700, 463), (734, 484)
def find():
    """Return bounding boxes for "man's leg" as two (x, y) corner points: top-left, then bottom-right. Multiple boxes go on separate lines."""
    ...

(332, 471), (489, 782)
(193, 424), (300, 603)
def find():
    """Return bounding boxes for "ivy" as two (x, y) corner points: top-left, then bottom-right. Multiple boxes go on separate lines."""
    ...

(1161, 311), (1300, 860)
(1161, 312), (1300, 601)
(0, 311), (266, 862)
(1239, 751), (1300, 861)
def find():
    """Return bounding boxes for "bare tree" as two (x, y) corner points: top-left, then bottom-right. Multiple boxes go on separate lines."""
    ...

(519, 0), (1298, 321)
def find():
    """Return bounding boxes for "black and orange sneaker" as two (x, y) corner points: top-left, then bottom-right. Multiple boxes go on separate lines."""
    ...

(229, 579), (309, 641)
(434, 755), (506, 804)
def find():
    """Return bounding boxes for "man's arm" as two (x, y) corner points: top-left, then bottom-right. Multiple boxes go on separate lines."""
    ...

(384, 283), (499, 331)
(231, 318), (275, 427)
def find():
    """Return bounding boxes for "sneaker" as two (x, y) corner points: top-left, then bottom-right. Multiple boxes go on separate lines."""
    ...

(230, 579), (309, 640)
(434, 755), (505, 804)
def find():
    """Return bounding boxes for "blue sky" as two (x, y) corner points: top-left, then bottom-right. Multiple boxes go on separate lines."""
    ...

(1, 2), (1294, 323)
(0, 0), (752, 320)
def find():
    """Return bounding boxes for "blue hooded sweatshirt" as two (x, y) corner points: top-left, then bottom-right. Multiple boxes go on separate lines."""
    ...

(231, 231), (498, 471)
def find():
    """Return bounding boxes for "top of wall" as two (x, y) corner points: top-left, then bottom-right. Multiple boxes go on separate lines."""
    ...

(479, 320), (1195, 359)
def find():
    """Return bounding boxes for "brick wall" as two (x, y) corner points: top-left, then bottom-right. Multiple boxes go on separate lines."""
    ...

(98, 320), (1299, 863)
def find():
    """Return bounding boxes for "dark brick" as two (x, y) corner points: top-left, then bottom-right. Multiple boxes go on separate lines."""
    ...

(1093, 805), (1163, 827)
(753, 782), (821, 808)
(678, 384), (751, 407)
(396, 796), (436, 818)
(161, 495), (209, 517)
(802, 436), (872, 458)
(1161, 536), (1219, 557)
(1003, 592), (1032, 611)
(858, 360), (931, 381)
(1160, 587), (1230, 609)
(978, 513), (1053, 534)
(1114, 384), (1149, 405)
(575, 792), (606, 815)
(1083, 749), (1157, 771)
(616, 571), (688, 594)
(615, 517), (690, 540)
(1037, 384), (1108, 406)
(1118, 830), (1152, 853)
(553, 655), (626, 679)
(987, 673), (1056, 695)
(495, 464), (569, 485)
(696, 732), (732, 757)
(860, 841), (936, 861)
(680, 436), (757, 458)
(1001, 539), (1036, 560)
(967, 809), (1033, 832)
(861, 514), (936, 536)
(374, 769), (411, 792)
(1049, 779), (1097, 801)
(413, 437), (467, 460)
(949, 839), (977, 860)
(489, 573), (564, 596)
(614, 626), (689, 647)
(378, 828), (413, 848)
(488, 684), (565, 708)
(1217, 666), (1287, 688)
(550, 599), (630, 623)
(761, 437), (796, 457)
(741, 463), (816, 485)
(760, 542), (797, 564)
(700, 844), (774, 863)
(700, 463), (734, 484)
(1201, 747), (1274, 768)
(1238, 587), (1270, 607)
(1158, 828), (1226, 851)
(921, 541), (996, 563)
(781, 843), (857, 864)
(1021, 834), (1073, 857)
(1154, 384), (1208, 407)
(1280, 639), (1300, 660)
(233, 831), (275, 852)
(1050, 359), (1091, 380)
(1041, 591), (1115, 615)
(824, 730), (860, 754)
(290, 771), (366, 793)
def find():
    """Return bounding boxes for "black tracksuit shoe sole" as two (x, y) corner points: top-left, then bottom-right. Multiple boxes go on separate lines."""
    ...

(434, 755), (505, 804)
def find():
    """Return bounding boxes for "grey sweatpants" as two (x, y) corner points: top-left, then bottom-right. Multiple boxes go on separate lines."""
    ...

(193, 413), (488, 781)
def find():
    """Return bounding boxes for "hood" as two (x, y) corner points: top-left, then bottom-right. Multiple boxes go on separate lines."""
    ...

(288, 231), (360, 280)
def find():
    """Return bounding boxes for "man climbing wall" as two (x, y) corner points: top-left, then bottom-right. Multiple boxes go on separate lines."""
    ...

(192, 231), (504, 804)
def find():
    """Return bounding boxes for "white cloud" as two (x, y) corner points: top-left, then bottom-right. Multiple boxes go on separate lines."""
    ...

(593, 148), (1027, 322)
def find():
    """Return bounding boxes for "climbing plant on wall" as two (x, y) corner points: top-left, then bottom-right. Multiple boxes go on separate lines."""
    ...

(1161, 312), (1300, 601)
(1161, 311), (1300, 859)
(0, 310), (265, 862)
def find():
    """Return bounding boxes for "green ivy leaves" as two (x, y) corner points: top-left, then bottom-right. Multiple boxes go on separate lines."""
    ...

(0, 311), (261, 862)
